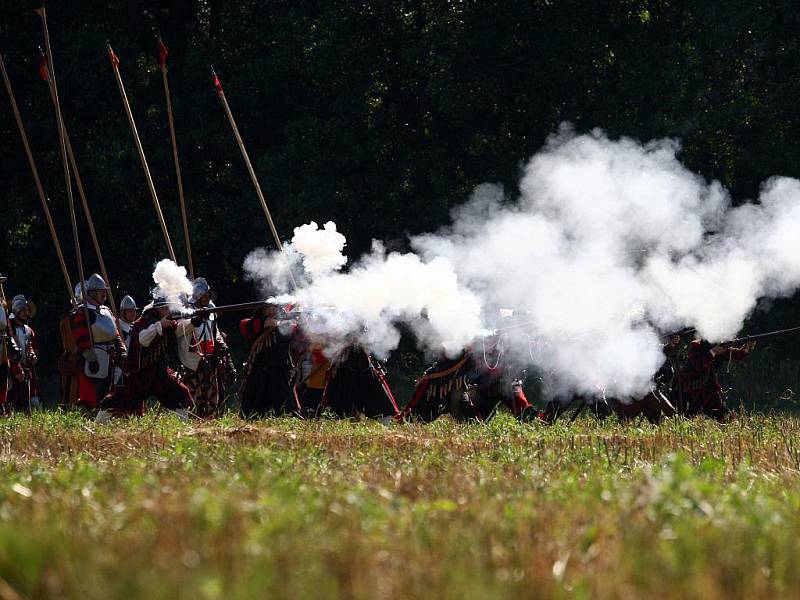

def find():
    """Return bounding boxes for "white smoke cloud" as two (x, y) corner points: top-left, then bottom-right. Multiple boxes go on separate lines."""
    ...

(292, 221), (347, 278)
(151, 259), (193, 308)
(244, 124), (800, 400)
(244, 226), (482, 358)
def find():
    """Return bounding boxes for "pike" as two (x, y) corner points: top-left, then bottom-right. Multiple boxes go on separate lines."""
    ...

(107, 42), (177, 263)
(0, 52), (74, 303)
(38, 48), (118, 315)
(36, 6), (93, 337)
(210, 67), (298, 290)
(157, 37), (194, 278)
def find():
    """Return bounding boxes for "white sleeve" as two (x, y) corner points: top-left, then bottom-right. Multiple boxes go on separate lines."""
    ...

(138, 321), (163, 347)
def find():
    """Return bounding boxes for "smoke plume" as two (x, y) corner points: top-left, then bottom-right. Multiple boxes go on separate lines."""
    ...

(151, 259), (193, 308)
(244, 125), (800, 400)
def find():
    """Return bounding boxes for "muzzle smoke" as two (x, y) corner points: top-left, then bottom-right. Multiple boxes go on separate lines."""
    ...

(244, 125), (800, 400)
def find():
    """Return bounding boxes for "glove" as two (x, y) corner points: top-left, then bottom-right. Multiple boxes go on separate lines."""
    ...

(191, 314), (204, 327)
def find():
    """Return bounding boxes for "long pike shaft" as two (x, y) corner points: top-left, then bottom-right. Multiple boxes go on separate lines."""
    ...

(38, 6), (92, 335)
(42, 61), (117, 314)
(212, 69), (297, 290)
(108, 45), (177, 263)
(0, 53), (75, 303)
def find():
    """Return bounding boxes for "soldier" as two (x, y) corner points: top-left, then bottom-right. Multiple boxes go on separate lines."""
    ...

(7, 295), (40, 412)
(238, 303), (300, 418)
(0, 285), (11, 409)
(293, 335), (330, 418)
(317, 343), (399, 422)
(118, 295), (138, 350)
(69, 275), (127, 410)
(177, 278), (233, 418)
(99, 296), (199, 420)
(403, 341), (537, 423)
(674, 337), (756, 422)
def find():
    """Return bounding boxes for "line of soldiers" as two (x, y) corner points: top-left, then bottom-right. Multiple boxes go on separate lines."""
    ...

(0, 275), (401, 422)
(0, 277), (758, 423)
(405, 330), (757, 425)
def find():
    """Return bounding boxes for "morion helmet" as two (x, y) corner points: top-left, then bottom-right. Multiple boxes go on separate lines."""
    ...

(120, 295), (137, 311)
(190, 277), (212, 304)
(85, 273), (108, 292)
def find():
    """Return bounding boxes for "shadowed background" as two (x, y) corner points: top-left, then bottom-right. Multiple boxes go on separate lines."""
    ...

(1, 0), (799, 405)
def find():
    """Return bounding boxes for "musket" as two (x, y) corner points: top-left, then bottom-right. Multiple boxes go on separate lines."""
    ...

(169, 300), (273, 320)
(668, 327), (696, 338)
(718, 325), (800, 347)
(170, 301), (336, 321)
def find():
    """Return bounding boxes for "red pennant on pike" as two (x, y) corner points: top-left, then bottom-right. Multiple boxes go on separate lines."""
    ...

(108, 46), (120, 68)
(157, 39), (168, 68)
(212, 70), (223, 94)
(38, 50), (49, 81)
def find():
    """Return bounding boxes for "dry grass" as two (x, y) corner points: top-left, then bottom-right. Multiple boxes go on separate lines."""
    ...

(0, 411), (800, 598)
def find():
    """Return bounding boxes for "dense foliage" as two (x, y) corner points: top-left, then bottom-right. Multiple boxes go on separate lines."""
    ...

(1, 1), (799, 385)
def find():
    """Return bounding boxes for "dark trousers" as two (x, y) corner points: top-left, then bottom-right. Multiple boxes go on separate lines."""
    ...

(105, 366), (191, 416)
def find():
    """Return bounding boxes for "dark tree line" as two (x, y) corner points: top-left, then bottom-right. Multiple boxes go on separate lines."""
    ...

(1, 0), (799, 387)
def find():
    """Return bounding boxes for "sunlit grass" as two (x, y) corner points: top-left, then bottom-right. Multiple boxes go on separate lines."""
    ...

(1, 411), (800, 598)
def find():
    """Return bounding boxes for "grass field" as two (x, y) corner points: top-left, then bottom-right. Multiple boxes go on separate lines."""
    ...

(2, 411), (800, 599)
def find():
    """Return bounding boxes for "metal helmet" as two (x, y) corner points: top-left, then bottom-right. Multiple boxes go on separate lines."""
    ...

(85, 273), (108, 292)
(74, 281), (84, 303)
(120, 295), (137, 311)
(10, 294), (36, 317)
(11, 295), (27, 313)
(191, 277), (211, 303)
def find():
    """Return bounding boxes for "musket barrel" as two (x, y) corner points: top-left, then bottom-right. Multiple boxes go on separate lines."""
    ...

(722, 325), (800, 347)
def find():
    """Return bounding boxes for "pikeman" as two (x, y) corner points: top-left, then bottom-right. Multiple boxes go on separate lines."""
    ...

(118, 295), (138, 350)
(7, 295), (40, 412)
(69, 274), (127, 410)
(178, 278), (233, 418)
(673, 337), (756, 422)
(99, 296), (199, 420)
(238, 302), (300, 418)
